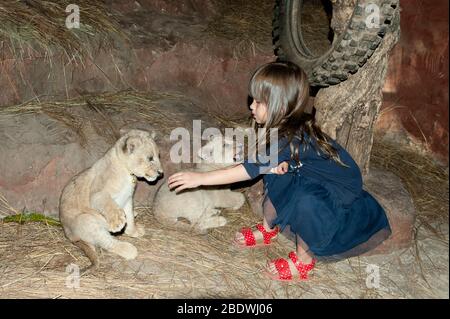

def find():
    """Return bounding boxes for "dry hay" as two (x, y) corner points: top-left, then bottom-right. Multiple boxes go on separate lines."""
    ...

(205, 0), (274, 55)
(371, 138), (449, 292)
(1, 192), (446, 299)
(371, 138), (449, 243)
(0, 90), (195, 145)
(0, 201), (299, 298)
(299, 0), (333, 57)
(205, 0), (333, 57)
(0, 136), (448, 298)
(0, 0), (127, 63)
(0, 199), (392, 299)
(0, 102), (448, 298)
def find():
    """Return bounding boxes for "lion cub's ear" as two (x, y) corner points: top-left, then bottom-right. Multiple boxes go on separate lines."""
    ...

(120, 128), (141, 136)
(122, 136), (142, 154)
(119, 128), (157, 140)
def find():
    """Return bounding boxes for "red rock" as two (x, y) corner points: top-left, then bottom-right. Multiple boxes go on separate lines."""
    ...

(106, 0), (216, 19)
(379, 0), (449, 163)
(0, 5), (273, 120)
(362, 168), (416, 254)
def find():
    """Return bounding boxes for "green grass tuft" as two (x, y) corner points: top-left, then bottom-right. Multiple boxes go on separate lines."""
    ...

(2, 212), (61, 227)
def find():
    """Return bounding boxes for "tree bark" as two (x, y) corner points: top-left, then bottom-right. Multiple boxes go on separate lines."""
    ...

(314, 2), (400, 175)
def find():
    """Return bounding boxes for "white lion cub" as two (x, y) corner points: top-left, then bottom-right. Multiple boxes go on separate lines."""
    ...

(59, 129), (163, 268)
(153, 135), (245, 233)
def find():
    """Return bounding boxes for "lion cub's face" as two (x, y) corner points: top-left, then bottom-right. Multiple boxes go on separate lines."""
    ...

(197, 135), (243, 166)
(120, 130), (163, 182)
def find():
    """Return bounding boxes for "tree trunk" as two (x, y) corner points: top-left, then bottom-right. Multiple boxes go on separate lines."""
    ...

(314, 2), (400, 175)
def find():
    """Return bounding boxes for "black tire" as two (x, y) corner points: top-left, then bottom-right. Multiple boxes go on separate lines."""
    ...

(273, 0), (400, 87)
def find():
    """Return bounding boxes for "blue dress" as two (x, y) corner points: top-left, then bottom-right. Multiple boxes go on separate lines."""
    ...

(242, 135), (391, 260)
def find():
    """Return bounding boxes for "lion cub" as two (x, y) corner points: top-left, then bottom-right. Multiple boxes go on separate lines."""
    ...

(59, 129), (163, 268)
(154, 135), (245, 233)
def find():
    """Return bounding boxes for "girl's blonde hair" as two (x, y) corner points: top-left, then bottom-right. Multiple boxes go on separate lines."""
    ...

(249, 61), (347, 166)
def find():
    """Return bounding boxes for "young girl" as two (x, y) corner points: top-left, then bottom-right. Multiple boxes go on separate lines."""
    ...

(168, 61), (391, 281)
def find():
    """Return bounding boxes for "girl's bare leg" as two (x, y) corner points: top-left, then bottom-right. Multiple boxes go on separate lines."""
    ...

(295, 236), (314, 264)
(263, 217), (275, 232)
(235, 195), (277, 244)
(234, 216), (277, 244)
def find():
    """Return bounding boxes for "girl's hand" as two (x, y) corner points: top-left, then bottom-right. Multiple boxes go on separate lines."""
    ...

(270, 161), (289, 175)
(168, 172), (203, 193)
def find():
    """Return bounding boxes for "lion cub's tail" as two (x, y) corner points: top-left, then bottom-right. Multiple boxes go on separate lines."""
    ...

(74, 240), (99, 270)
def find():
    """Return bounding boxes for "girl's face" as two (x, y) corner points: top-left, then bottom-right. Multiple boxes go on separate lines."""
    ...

(250, 99), (268, 124)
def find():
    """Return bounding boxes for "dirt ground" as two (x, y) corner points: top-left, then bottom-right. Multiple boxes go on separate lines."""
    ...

(0, 179), (448, 299)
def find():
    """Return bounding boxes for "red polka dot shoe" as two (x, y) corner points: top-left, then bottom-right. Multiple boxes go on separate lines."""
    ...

(265, 251), (316, 281)
(233, 223), (279, 249)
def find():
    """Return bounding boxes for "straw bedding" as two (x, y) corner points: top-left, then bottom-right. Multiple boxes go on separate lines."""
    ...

(0, 103), (447, 298)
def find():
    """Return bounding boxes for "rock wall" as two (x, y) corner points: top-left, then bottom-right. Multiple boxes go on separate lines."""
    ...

(377, 0), (449, 163)
(0, 1), (273, 117)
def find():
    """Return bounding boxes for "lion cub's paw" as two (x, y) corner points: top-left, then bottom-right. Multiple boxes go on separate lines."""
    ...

(198, 215), (227, 232)
(108, 210), (127, 233)
(125, 224), (146, 238)
(111, 241), (138, 260)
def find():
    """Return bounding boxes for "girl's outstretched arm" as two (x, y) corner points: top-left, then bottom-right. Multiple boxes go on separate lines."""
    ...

(168, 164), (251, 193)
